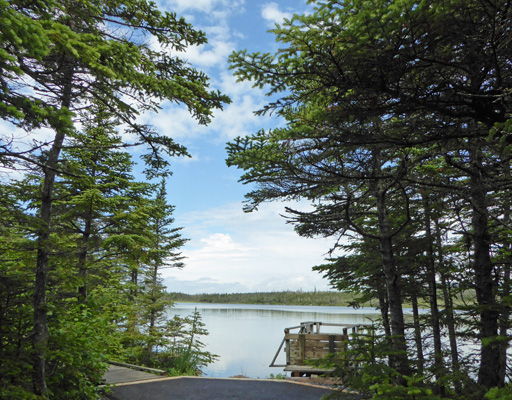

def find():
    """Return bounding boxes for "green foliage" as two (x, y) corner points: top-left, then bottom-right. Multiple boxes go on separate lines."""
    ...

(45, 298), (115, 399)
(161, 310), (218, 376)
(0, 0), (229, 396)
(228, 0), (512, 396)
(268, 373), (286, 379)
(367, 374), (447, 400)
(0, 111), (198, 397)
(318, 329), (461, 400)
(486, 386), (512, 400)
(164, 347), (202, 376)
(118, 309), (217, 377)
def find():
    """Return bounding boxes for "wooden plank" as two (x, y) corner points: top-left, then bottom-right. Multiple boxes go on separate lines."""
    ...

(285, 333), (347, 341)
(108, 360), (165, 375)
(290, 350), (331, 358)
(284, 365), (335, 373)
(284, 330), (352, 369)
(298, 334), (306, 363)
(290, 350), (332, 362)
(302, 342), (344, 350)
(269, 337), (286, 368)
(103, 365), (165, 384)
(288, 342), (345, 351)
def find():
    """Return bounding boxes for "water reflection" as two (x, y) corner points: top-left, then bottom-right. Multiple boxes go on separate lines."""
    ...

(168, 303), (381, 378)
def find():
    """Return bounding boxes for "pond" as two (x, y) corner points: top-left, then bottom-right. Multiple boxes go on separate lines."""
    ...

(168, 303), (382, 379)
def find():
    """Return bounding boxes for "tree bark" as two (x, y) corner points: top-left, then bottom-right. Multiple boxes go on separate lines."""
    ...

(377, 282), (392, 337)
(373, 181), (409, 375)
(470, 145), (500, 388)
(32, 63), (74, 396)
(498, 262), (510, 384)
(435, 218), (462, 394)
(411, 293), (424, 375)
(77, 216), (92, 303)
(77, 166), (97, 303)
(422, 194), (444, 382)
(33, 130), (67, 396)
(498, 161), (511, 384)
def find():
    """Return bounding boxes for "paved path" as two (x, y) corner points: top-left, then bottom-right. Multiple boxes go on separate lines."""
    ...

(106, 376), (363, 400)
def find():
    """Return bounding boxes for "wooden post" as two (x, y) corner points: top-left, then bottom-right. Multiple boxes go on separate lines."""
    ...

(286, 338), (290, 365)
(299, 334), (306, 363)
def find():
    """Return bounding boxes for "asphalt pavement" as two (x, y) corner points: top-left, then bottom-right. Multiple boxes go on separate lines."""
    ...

(106, 376), (363, 400)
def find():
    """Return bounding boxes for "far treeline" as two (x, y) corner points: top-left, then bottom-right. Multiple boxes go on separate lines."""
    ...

(170, 290), (474, 308)
(170, 290), (374, 307)
(226, 1), (512, 399)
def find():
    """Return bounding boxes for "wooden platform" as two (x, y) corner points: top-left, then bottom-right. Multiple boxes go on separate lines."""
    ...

(103, 362), (166, 385)
(286, 332), (348, 366)
(270, 321), (364, 377)
(284, 365), (335, 374)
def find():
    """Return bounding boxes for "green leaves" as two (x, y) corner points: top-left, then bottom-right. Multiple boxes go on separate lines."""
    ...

(227, 0), (512, 395)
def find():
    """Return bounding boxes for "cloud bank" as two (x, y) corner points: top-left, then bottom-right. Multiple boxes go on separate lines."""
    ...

(163, 201), (337, 294)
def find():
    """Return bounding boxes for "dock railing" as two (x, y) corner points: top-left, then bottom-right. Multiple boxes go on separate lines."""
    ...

(269, 321), (365, 376)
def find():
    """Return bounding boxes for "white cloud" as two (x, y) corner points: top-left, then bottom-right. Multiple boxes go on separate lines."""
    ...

(160, 0), (216, 13)
(182, 39), (234, 69)
(163, 201), (340, 293)
(261, 2), (293, 27)
(196, 233), (254, 259)
(0, 121), (59, 182)
(139, 72), (278, 143)
(164, 277), (248, 294)
(210, 95), (267, 140)
(160, 0), (245, 18)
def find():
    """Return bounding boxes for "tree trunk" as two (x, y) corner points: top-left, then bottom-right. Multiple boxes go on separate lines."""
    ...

(33, 146), (64, 396)
(77, 213), (92, 303)
(436, 218), (462, 394)
(498, 262), (510, 384)
(32, 63), (74, 397)
(373, 183), (409, 375)
(422, 194), (445, 384)
(77, 164), (98, 303)
(470, 145), (500, 388)
(498, 161), (511, 384)
(377, 281), (392, 337)
(411, 293), (424, 375)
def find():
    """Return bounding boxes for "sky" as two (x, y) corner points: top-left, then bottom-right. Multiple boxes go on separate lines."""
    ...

(144, 0), (342, 294)
(2, 0), (341, 294)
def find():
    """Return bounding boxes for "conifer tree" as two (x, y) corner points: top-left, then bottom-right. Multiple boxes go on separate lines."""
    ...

(1, 1), (229, 394)
(228, 0), (512, 393)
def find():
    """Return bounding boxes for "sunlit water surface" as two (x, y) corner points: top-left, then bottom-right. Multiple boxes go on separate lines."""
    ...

(168, 303), (381, 378)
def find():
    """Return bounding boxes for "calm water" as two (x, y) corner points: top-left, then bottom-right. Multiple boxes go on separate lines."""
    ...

(168, 303), (381, 378)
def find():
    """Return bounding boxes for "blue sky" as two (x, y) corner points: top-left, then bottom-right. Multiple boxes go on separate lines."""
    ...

(144, 0), (340, 294)
(1, 0), (338, 294)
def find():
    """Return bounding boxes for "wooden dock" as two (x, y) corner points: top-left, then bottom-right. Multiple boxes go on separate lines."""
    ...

(270, 321), (364, 377)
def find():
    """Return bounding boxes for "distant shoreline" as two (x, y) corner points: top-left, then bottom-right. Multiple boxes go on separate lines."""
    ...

(167, 290), (376, 308)
(168, 289), (474, 309)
